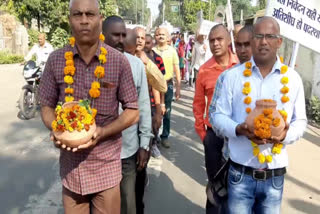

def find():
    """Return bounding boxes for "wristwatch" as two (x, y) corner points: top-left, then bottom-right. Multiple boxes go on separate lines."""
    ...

(141, 145), (150, 152)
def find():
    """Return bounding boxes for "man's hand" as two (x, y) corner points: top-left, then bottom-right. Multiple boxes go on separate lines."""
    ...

(203, 44), (207, 52)
(152, 113), (162, 133)
(73, 126), (104, 152)
(161, 104), (166, 115)
(137, 148), (149, 171)
(175, 86), (181, 101)
(268, 123), (290, 144)
(138, 51), (149, 65)
(236, 123), (266, 145)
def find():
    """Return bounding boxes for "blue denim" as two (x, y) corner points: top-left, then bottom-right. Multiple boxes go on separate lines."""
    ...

(228, 165), (284, 214)
(160, 81), (174, 139)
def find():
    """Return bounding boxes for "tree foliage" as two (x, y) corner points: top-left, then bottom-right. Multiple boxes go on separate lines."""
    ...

(117, 0), (150, 25)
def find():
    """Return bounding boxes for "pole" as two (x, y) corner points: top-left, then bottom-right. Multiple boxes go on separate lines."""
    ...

(135, 0), (138, 24)
(227, 0), (235, 53)
(142, 0), (144, 25)
(209, 0), (211, 21)
(290, 42), (300, 68)
(163, 3), (165, 24)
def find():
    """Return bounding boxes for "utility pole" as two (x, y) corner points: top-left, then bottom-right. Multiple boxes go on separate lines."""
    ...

(162, 3), (165, 24)
(142, 0), (144, 25)
(135, 0), (138, 24)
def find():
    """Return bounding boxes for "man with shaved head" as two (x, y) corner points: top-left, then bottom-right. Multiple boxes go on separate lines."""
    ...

(39, 1), (139, 213)
(192, 24), (238, 213)
(24, 33), (53, 69)
(212, 17), (307, 213)
(103, 16), (152, 214)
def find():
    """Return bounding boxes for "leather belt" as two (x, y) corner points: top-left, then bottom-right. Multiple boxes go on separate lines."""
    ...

(230, 160), (286, 180)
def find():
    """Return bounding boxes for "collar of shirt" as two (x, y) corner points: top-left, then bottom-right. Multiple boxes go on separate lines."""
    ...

(251, 55), (283, 76)
(154, 44), (169, 51)
(206, 49), (238, 70)
(71, 40), (102, 60)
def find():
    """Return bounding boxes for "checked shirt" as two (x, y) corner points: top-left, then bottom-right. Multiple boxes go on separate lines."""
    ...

(39, 42), (138, 195)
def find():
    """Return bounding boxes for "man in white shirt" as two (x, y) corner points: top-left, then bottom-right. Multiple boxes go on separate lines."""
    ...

(212, 17), (307, 214)
(24, 33), (54, 69)
(191, 33), (207, 86)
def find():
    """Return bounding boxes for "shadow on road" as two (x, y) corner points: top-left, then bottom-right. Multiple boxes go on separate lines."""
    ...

(303, 131), (320, 148)
(288, 199), (320, 214)
(145, 172), (205, 214)
(286, 173), (320, 196)
(0, 155), (58, 214)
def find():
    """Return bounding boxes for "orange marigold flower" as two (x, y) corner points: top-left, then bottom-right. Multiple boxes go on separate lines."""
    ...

(92, 108), (97, 118)
(52, 120), (58, 131)
(64, 75), (74, 85)
(100, 47), (107, 55)
(243, 69), (252, 77)
(69, 37), (76, 47)
(280, 86), (289, 94)
(91, 81), (100, 89)
(258, 153), (266, 164)
(94, 66), (105, 78)
(245, 62), (252, 69)
(280, 65), (288, 74)
(89, 88), (100, 98)
(64, 66), (76, 76)
(64, 51), (73, 60)
(65, 87), (74, 94)
(262, 99), (275, 103)
(274, 143), (284, 149)
(279, 56), (284, 63)
(272, 118), (281, 127)
(66, 60), (74, 67)
(281, 76), (289, 84)
(244, 96), (252, 104)
(253, 147), (260, 156)
(246, 107), (252, 113)
(65, 96), (74, 102)
(99, 54), (107, 64)
(281, 95), (290, 103)
(99, 34), (105, 41)
(263, 108), (273, 116)
(278, 110), (288, 122)
(242, 87), (251, 95)
(266, 155), (273, 163)
(272, 146), (281, 154)
(243, 82), (250, 87)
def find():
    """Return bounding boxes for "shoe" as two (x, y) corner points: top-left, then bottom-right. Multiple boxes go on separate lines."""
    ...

(161, 138), (170, 148)
(151, 144), (161, 158)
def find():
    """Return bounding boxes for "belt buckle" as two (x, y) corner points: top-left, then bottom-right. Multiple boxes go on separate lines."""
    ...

(253, 169), (267, 181)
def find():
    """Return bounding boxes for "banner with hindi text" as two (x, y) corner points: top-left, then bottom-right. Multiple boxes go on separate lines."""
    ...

(266, 0), (320, 53)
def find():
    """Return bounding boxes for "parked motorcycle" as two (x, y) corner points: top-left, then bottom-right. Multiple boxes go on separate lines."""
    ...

(19, 60), (43, 119)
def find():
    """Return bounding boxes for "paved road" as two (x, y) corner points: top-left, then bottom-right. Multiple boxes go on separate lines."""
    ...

(0, 64), (319, 214)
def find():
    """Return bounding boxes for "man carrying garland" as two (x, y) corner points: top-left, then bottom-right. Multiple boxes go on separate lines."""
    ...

(212, 17), (307, 213)
(39, 0), (139, 213)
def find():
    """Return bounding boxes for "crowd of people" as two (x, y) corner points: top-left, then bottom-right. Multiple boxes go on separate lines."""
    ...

(36, 0), (307, 213)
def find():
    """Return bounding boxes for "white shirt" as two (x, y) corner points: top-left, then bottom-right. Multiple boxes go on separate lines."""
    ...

(191, 41), (207, 70)
(212, 57), (307, 169)
(120, 53), (153, 159)
(25, 42), (54, 66)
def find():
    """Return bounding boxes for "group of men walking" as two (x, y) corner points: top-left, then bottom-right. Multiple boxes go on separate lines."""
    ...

(37, 0), (307, 213)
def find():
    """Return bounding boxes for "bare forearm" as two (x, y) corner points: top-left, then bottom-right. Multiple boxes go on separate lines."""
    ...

(160, 93), (165, 105)
(41, 105), (56, 131)
(101, 109), (139, 140)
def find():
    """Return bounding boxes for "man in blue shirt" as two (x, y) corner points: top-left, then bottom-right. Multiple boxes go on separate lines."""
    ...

(212, 17), (307, 214)
(103, 16), (152, 214)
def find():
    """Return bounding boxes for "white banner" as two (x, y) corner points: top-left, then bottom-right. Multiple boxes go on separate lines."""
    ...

(266, 0), (320, 54)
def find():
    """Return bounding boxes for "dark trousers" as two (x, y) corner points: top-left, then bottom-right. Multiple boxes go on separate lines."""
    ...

(160, 81), (174, 139)
(135, 167), (147, 214)
(203, 128), (227, 214)
(121, 154), (137, 214)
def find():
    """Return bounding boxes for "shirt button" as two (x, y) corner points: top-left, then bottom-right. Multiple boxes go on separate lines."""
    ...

(86, 68), (89, 72)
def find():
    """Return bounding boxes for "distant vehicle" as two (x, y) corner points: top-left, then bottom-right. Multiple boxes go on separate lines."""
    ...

(19, 60), (43, 119)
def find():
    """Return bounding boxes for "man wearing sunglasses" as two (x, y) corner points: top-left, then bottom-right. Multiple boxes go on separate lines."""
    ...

(212, 17), (307, 213)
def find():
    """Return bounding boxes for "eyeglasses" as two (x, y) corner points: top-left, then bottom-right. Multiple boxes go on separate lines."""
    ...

(253, 34), (281, 41)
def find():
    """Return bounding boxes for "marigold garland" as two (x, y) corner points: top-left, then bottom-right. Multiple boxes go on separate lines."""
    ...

(242, 61), (289, 164)
(63, 34), (106, 117)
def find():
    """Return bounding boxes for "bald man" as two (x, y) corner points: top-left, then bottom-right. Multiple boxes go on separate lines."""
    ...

(192, 24), (238, 214)
(24, 33), (53, 69)
(212, 17), (307, 214)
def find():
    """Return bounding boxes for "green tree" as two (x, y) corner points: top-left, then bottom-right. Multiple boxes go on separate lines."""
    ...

(117, 0), (150, 25)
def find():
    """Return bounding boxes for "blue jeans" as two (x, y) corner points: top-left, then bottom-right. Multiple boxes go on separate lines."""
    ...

(228, 165), (284, 214)
(160, 81), (173, 139)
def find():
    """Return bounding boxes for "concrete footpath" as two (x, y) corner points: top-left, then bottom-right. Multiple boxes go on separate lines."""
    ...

(0, 64), (319, 214)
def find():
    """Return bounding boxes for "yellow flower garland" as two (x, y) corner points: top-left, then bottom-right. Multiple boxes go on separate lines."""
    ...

(243, 61), (289, 164)
(64, 34), (106, 116)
